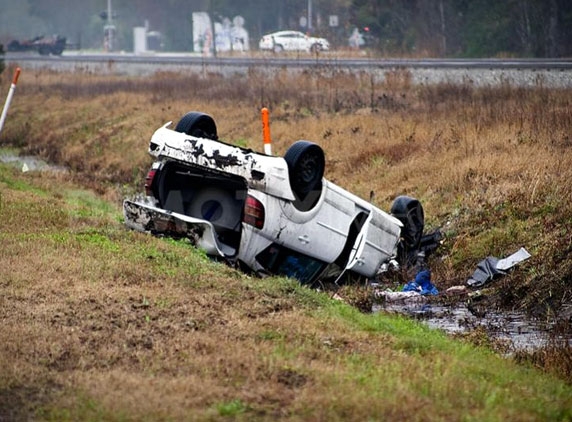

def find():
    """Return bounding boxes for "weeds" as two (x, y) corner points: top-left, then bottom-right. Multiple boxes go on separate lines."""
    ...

(215, 399), (249, 417)
(514, 320), (572, 384)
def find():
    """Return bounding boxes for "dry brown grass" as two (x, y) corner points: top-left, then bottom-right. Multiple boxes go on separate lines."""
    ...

(2, 65), (571, 289)
(1, 65), (572, 419)
(2, 65), (571, 285)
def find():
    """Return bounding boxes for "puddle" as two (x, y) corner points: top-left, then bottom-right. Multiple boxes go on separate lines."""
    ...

(0, 151), (67, 173)
(374, 300), (572, 352)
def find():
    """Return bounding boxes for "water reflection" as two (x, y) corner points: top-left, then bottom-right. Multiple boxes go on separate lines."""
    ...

(374, 301), (571, 352)
(0, 152), (67, 173)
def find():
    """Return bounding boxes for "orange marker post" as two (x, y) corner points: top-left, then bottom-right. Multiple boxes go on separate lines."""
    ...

(261, 107), (272, 155)
(0, 67), (22, 135)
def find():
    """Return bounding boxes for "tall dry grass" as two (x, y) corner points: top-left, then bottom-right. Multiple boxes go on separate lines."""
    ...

(2, 64), (571, 304)
(1, 65), (572, 418)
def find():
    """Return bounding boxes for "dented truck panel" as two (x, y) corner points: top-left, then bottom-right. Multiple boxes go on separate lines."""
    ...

(246, 181), (402, 278)
(149, 125), (296, 201)
(352, 210), (402, 275)
(124, 199), (228, 256)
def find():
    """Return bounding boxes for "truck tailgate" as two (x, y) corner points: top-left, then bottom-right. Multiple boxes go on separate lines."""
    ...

(123, 200), (232, 257)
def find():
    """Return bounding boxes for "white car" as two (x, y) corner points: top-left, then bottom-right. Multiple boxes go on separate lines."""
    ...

(259, 30), (330, 53)
(123, 112), (425, 285)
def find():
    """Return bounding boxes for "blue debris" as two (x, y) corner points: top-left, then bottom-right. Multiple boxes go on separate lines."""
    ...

(403, 269), (438, 296)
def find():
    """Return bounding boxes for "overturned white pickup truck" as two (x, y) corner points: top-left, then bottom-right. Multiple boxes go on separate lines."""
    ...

(123, 112), (425, 284)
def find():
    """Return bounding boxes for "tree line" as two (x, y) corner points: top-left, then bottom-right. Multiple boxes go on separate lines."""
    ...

(0, 0), (569, 57)
(350, 0), (571, 57)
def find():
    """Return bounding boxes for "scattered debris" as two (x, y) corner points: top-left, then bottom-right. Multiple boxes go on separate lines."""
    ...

(375, 290), (429, 303)
(374, 268), (438, 304)
(445, 285), (468, 296)
(467, 247), (531, 288)
(403, 270), (439, 296)
(403, 269), (439, 295)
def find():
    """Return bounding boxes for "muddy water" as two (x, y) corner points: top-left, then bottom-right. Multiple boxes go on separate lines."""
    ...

(0, 151), (67, 173)
(374, 300), (572, 352)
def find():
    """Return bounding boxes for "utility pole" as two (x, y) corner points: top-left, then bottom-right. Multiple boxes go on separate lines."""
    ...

(105, 0), (114, 51)
(209, 0), (216, 57)
(439, 0), (446, 56)
(308, 0), (313, 32)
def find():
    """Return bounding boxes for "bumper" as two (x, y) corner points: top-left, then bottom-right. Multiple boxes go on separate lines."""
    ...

(123, 199), (234, 257)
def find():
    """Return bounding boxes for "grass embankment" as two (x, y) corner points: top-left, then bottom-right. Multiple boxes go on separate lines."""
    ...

(0, 162), (570, 420)
(3, 67), (571, 313)
(0, 66), (571, 419)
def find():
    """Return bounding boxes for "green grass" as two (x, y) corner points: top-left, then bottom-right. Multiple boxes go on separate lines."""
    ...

(0, 165), (46, 195)
(65, 190), (118, 219)
(215, 399), (249, 417)
(1, 163), (571, 422)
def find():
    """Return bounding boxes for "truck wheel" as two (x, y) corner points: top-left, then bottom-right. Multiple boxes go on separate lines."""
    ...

(391, 196), (425, 267)
(284, 140), (325, 200)
(175, 112), (218, 140)
(391, 196), (424, 248)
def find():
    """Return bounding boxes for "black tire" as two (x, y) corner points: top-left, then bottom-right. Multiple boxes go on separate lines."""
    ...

(174, 112), (218, 140)
(284, 140), (325, 200)
(390, 196), (424, 248)
(391, 196), (425, 268)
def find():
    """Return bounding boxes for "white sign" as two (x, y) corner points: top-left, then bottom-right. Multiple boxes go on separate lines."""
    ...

(329, 15), (338, 27)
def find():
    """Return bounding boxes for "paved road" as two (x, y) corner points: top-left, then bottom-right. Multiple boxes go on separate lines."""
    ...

(7, 51), (572, 68)
(6, 52), (572, 87)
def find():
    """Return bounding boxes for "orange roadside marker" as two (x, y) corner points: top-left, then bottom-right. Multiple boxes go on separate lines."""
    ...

(261, 107), (272, 155)
(0, 67), (22, 135)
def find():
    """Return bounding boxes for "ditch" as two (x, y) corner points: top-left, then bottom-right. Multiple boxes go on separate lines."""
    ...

(2, 150), (570, 354)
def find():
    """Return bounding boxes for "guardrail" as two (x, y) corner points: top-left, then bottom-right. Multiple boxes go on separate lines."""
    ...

(6, 52), (572, 87)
